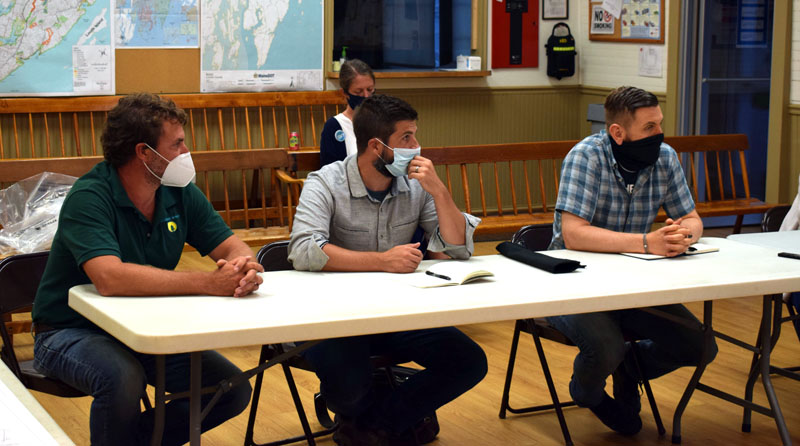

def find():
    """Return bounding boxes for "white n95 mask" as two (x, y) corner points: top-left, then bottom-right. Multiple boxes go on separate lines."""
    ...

(143, 144), (197, 187)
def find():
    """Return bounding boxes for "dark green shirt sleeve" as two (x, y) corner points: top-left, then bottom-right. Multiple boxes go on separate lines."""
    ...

(183, 183), (234, 256)
(59, 188), (123, 267)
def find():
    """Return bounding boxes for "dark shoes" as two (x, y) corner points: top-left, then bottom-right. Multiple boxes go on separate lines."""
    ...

(588, 393), (642, 436)
(332, 414), (439, 446)
(332, 417), (390, 446)
(612, 361), (642, 414)
(389, 414), (440, 446)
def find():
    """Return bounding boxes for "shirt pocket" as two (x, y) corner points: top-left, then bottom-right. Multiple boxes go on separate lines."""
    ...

(331, 219), (373, 251)
(391, 219), (420, 244)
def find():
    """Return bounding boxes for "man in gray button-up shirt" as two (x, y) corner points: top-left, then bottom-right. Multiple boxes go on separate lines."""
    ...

(288, 105), (479, 272)
(287, 95), (487, 446)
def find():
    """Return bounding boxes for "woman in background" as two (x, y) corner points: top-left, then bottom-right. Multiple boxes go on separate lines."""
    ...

(319, 59), (375, 168)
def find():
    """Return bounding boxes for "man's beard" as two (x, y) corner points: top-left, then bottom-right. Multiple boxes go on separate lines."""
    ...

(372, 147), (394, 178)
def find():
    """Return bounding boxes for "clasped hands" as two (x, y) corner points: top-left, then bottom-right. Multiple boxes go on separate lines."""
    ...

(648, 217), (694, 257)
(214, 256), (264, 297)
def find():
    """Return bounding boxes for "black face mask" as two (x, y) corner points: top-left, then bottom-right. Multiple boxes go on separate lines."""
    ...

(346, 93), (366, 110)
(610, 133), (664, 172)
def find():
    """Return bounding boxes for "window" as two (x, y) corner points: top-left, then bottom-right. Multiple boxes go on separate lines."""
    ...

(333, 0), (473, 70)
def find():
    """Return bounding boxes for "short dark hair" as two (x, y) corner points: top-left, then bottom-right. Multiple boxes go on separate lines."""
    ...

(339, 59), (375, 93)
(101, 93), (187, 168)
(604, 86), (659, 128)
(353, 94), (418, 155)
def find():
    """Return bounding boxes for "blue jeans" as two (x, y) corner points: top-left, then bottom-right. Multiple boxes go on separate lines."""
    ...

(547, 304), (718, 408)
(302, 327), (487, 435)
(34, 327), (252, 446)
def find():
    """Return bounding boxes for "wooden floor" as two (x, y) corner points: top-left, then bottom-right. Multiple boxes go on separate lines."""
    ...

(19, 226), (800, 445)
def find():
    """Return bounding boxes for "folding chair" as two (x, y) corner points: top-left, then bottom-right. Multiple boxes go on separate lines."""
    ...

(0, 252), (86, 397)
(245, 241), (422, 446)
(760, 205), (800, 342)
(497, 224), (665, 446)
(0, 252), (154, 409)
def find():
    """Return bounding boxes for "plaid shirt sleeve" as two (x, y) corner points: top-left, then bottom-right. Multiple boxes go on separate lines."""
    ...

(555, 137), (601, 222)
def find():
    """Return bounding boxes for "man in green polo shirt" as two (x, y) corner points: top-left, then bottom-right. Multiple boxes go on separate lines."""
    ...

(31, 93), (261, 446)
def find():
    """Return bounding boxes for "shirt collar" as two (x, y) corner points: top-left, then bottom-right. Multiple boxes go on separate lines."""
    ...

(106, 161), (177, 211)
(345, 155), (410, 200)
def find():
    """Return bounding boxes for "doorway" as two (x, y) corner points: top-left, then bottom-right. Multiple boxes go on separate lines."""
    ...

(678, 0), (773, 227)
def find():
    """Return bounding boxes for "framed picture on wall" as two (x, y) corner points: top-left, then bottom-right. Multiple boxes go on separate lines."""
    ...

(543, 0), (568, 20)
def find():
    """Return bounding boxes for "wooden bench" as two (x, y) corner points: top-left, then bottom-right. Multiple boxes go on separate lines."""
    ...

(0, 91), (344, 159)
(422, 142), (573, 236)
(665, 134), (776, 233)
(0, 149), (300, 249)
(421, 134), (781, 236)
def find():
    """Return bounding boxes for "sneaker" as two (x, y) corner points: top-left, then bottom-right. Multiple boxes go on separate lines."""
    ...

(588, 393), (642, 436)
(612, 361), (642, 414)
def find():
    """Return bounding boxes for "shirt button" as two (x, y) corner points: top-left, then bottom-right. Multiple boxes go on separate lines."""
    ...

(146, 233), (151, 238)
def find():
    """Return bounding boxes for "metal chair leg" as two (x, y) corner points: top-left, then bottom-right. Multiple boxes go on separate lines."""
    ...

(499, 319), (575, 446)
(629, 341), (665, 436)
(530, 321), (574, 446)
(245, 345), (337, 446)
(281, 364), (317, 445)
(499, 320), (524, 419)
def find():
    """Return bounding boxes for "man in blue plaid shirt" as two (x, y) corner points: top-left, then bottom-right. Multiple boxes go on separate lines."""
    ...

(547, 86), (718, 436)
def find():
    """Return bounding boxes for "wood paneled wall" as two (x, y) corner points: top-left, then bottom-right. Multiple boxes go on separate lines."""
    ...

(384, 86), (582, 146)
(784, 105), (800, 201)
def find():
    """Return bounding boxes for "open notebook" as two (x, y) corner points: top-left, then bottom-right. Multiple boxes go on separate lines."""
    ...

(622, 242), (719, 260)
(409, 261), (494, 288)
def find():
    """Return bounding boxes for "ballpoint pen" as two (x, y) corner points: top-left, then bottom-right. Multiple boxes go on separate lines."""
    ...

(426, 270), (451, 281)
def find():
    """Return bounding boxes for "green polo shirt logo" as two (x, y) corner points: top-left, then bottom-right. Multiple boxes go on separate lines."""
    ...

(167, 221), (177, 232)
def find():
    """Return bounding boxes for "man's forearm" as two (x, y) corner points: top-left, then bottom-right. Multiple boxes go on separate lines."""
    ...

(321, 244), (385, 272)
(429, 189), (466, 246)
(563, 224), (646, 253)
(208, 235), (255, 262)
(86, 257), (216, 296)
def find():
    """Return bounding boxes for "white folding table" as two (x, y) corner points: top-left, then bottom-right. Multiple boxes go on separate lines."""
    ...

(68, 237), (800, 445)
(0, 360), (74, 445)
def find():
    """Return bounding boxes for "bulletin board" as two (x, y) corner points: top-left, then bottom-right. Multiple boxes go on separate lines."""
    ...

(588, 0), (665, 44)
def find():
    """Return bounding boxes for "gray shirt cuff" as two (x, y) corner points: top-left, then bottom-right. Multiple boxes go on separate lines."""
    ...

(427, 213), (481, 259)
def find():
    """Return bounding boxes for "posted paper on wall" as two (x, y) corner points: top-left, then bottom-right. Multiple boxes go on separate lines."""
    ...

(591, 5), (615, 35)
(638, 45), (663, 78)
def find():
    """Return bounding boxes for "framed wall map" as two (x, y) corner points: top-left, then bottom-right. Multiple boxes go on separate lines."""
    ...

(589, 0), (665, 44)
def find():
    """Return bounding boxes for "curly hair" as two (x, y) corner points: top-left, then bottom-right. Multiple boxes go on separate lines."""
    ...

(604, 86), (659, 129)
(101, 93), (187, 168)
(353, 94), (417, 155)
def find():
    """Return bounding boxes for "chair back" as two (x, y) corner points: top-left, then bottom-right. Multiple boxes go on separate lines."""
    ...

(0, 251), (49, 315)
(0, 252), (86, 397)
(761, 205), (791, 232)
(256, 240), (293, 271)
(511, 223), (554, 251)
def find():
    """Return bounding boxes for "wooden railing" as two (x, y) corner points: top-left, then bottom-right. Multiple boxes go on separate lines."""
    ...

(0, 91), (344, 161)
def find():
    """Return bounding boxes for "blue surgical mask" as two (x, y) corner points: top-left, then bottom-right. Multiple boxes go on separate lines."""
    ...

(377, 139), (421, 177)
